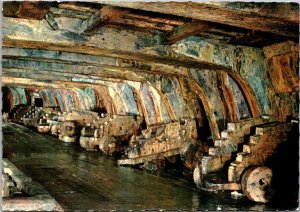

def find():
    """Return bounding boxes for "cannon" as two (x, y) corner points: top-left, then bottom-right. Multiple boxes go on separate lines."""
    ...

(118, 118), (199, 167)
(192, 120), (298, 203)
(79, 114), (143, 154)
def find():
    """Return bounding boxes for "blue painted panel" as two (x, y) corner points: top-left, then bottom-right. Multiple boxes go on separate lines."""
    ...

(177, 37), (272, 114)
(75, 88), (90, 110)
(39, 89), (57, 107)
(160, 77), (186, 119)
(54, 90), (66, 111)
(228, 76), (251, 118)
(190, 69), (226, 130)
(15, 87), (27, 105)
(117, 84), (139, 115)
(8, 87), (20, 106)
(84, 87), (96, 109)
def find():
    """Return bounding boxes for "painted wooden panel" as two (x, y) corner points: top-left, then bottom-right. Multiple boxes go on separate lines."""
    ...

(108, 87), (127, 115)
(140, 83), (157, 125)
(84, 87), (97, 109)
(117, 84), (139, 116)
(266, 53), (299, 93)
(39, 89), (57, 108)
(227, 76), (251, 119)
(173, 36), (273, 115)
(190, 70), (226, 130)
(14, 87), (27, 105)
(8, 87), (27, 106)
(160, 77), (186, 119)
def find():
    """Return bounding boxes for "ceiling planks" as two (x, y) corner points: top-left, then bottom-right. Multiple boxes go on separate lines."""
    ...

(3, 2), (297, 47)
(100, 2), (299, 38)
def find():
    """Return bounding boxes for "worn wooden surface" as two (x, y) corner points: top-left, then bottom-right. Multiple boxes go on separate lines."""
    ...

(1, 122), (210, 210)
(101, 2), (299, 38)
(2, 158), (63, 211)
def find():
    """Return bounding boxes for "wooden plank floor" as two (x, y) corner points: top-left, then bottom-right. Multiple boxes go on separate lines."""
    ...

(2, 122), (293, 211)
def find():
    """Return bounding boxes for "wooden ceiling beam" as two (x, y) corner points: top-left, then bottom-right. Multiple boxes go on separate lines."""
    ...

(3, 67), (142, 89)
(3, 1), (53, 20)
(2, 58), (152, 83)
(2, 48), (184, 77)
(58, 2), (100, 13)
(111, 18), (173, 32)
(123, 13), (186, 26)
(49, 7), (92, 20)
(200, 2), (299, 23)
(2, 17), (231, 73)
(3, 38), (229, 73)
(227, 31), (290, 47)
(57, 2), (186, 26)
(100, 2), (299, 38)
(79, 6), (129, 35)
(2, 76), (110, 90)
(161, 21), (211, 44)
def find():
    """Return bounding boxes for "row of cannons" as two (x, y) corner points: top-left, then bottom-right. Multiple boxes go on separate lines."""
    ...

(9, 105), (199, 164)
(7, 105), (298, 203)
(18, 106), (144, 155)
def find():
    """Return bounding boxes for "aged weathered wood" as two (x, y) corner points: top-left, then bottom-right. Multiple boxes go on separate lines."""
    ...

(101, 2), (299, 38)
(200, 2), (299, 23)
(3, 197), (64, 212)
(118, 148), (181, 165)
(58, 2), (100, 13)
(2, 76), (119, 90)
(162, 21), (211, 44)
(227, 31), (290, 48)
(124, 13), (186, 26)
(241, 166), (273, 203)
(2, 60), (148, 82)
(99, 135), (117, 155)
(228, 122), (292, 183)
(151, 85), (177, 120)
(57, 2), (187, 26)
(2, 51), (183, 79)
(203, 182), (241, 191)
(217, 72), (239, 122)
(3, 1), (52, 20)
(37, 125), (51, 133)
(2, 39), (228, 74)
(80, 136), (100, 150)
(263, 41), (299, 93)
(111, 18), (174, 32)
(2, 17), (231, 72)
(2, 158), (63, 211)
(2, 173), (14, 197)
(263, 40), (299, 59)
(201, 154), (232, 174)
(49, 7), (93, 19)
(79, 6), (128, 35)
(226, 70), (261, 118)
(189, 77), (220, 138)
(266, 53), (299, 93)
(147, 88), (163, 123)
(123, 119), (198, 166)
(60, 121), (77, 137)
(180, 139), (208, 170)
